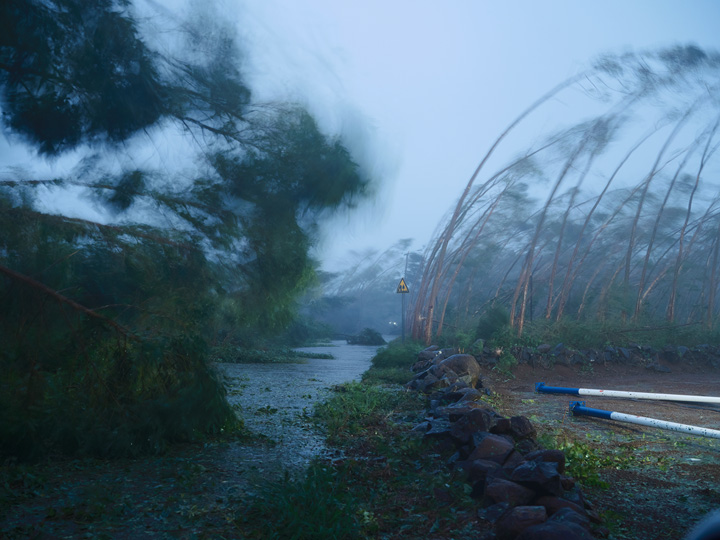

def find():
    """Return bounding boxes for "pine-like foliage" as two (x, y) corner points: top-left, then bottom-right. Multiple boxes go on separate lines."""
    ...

(0, 1), (369, 460)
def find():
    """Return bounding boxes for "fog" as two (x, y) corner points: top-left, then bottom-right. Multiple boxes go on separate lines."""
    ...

(3, 1), (720, 275)
(227, 1), (720, 271)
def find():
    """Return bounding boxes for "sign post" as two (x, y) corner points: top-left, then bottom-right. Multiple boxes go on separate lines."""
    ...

(396, 277), (409, 343)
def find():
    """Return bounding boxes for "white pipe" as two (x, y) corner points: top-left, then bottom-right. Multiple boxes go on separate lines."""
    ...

(570, 401), (720, 439)
(535, 382), (720, 404)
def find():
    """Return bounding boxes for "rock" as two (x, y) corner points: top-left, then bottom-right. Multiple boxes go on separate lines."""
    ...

(435, 401), (487, 422)
(458, 388), (484, 402)
(510, 416), (537, 441)
(561, 476), (576, 491)
(435, 354), (482, 387)
(460, 458), (505, 484)
(491, 417), (512, 435)
(468, 433), (515, 464)
(449, 408), (497, 443)
(417, 345), (441, 361)
(423, 418), (453, 440)
(478, 502), (511, 524)
(501, 450), (526, 473)
(661, 345), (678, 362)
(423, 374), (456, 392)
(524, 449), (566, 474)
(496, 505), (548, 540)
(491, 415), (536, 441)
(646, 360), (671, 373)
(484, 478), (535, 507)
(510, 460), (563, 496)
(535, 495), (587, 517)
(516, 521), (594, 539)
(411, 359), (433, 373)
(515, 438), (541, 455)
(548, 507), (591, 530)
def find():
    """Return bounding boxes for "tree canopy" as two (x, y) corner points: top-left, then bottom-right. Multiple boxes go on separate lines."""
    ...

(0, 0), (370, 460)
(411, 45), (720, 343)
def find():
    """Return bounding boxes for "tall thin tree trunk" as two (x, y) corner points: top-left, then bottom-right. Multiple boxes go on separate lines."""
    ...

(419, 75), (585, 344)
(634, 145), (696, 318)
(511, 138), (587, 335)
(555, 129), (657, 320)
(668, 117), (720, 321)
(624, 108), (696, 318)
(707, 224), (720, 329)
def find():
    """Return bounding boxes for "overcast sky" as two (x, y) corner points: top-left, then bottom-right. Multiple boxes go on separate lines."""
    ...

(4, 1), (720, 273)
(232, 0), (720, 271)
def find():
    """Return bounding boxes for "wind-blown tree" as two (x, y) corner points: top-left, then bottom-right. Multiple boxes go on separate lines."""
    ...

(0, 0), (369, 460)
(411, 45), (720, 343)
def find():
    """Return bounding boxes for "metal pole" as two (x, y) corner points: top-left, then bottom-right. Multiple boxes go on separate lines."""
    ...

(569, 401), (720, 440)
(401, 292), (405, 344)
(536, 382), (720, 404)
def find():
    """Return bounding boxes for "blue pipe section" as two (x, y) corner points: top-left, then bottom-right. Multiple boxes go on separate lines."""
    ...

(535, 382), (580, 395)
(569, 401), (613, 420)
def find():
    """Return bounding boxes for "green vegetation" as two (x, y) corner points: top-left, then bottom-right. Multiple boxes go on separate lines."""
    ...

(346, 328), (386, 345)
(210, 346), (334, 364)
(538, 429), (674, 489)
(361, 340), (423, 385)
(0, 1), (368, 461)
(239, 465), (362, 540)
(236, 380), (479, 539)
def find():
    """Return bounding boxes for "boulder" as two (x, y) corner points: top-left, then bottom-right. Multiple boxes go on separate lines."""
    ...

(516, 522), (594, 539)
(468, 432), (515, 464)
(534, 495), (587, 518)
(524, 449), (566, 474)
(459, 458), (505, 485)
(484, 478), (535, 507)
(449, 408), (497, 443)
(510, 460), (563, 496)
(435, 354), (482, 387)
(477, 502), (511, 524)
(495, 506), (548, 540)
(417, 345), (441, 361)
(548, 507), (591, 530)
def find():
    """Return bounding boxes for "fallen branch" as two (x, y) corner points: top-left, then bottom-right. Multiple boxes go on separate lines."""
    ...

(0, 263), (141, 342)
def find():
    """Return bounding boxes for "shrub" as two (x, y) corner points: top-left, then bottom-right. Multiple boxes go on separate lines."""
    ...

(346, 328), (386, 345)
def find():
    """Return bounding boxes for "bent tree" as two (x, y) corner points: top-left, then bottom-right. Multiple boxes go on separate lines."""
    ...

(0, 0), (369, 459)
(411, 45), (720, 343)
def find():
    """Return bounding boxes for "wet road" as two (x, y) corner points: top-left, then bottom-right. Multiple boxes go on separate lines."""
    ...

(214, 340), (386, 478)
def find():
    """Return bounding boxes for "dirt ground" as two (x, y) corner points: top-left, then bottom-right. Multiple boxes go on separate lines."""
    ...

(485, 359), (720, 540)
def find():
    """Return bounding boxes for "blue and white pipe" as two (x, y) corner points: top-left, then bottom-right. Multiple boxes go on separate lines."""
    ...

(535, 382), (720, 404)
(569, 401), (720, 439)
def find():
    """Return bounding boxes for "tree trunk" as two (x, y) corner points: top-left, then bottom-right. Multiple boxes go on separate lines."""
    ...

(668, 117), (720, 321)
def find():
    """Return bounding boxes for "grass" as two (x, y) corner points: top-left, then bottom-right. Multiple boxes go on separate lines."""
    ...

(210, 345), (334, 363)
(358, 340), (422, 386)
(237, 465), (362, 539)
(237, 382), (481, 539)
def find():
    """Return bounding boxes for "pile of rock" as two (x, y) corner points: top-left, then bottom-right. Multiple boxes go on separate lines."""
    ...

(408, 346), (600, 540)
(468, 340), (720, 373)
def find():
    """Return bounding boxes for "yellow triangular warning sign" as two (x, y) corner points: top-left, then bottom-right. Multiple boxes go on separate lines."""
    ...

(396, 277), (409, 294)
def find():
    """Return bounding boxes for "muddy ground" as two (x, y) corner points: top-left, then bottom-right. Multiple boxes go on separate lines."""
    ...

(485, 359), (720, 540)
